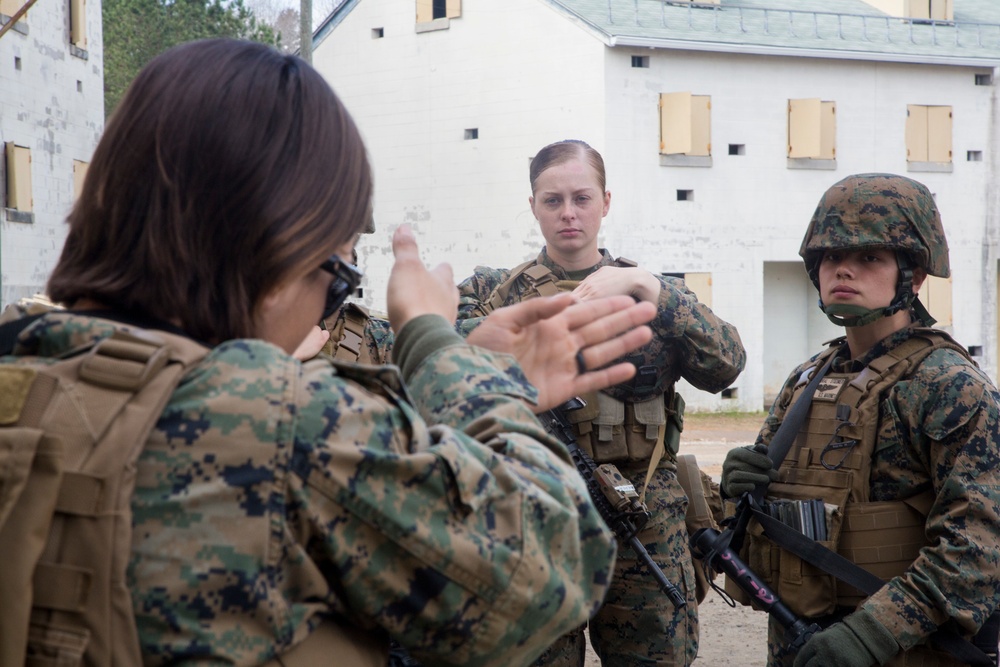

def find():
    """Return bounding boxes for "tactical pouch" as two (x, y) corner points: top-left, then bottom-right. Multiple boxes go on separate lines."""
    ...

(677, 454), (719, 603)
(592, 392), (627, 461)
(726, 468), (851, 618)
(576, 393), (670, 464)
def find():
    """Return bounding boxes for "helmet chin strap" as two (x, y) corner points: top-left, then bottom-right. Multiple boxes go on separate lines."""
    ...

(819, 252), (933, 327)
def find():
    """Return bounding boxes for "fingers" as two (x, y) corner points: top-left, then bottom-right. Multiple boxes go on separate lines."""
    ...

(575, 324), (652, 375)
(560, 295), (639, 330)
(570, 299), (655, 370)
(496, 293), (578, 328)
(430, 262), (456, 291)
(391, 224), (418, 261)
(567, 361), (639, 397)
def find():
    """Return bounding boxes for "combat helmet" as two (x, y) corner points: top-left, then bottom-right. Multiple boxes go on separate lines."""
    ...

(799, 173), (949, 327)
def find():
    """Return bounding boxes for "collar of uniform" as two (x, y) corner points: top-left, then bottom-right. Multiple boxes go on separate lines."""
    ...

(833, 324), (922, 373)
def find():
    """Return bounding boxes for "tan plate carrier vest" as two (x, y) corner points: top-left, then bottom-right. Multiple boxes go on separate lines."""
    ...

(0, 321), (386, 667)
(470, 259), (723, 600)
(321, 303), (377, 365)
(730, 329), (973, 663)
(471, 258), (684, 466)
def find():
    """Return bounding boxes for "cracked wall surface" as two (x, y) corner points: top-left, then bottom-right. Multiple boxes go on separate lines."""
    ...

(0, 0), (103, 307)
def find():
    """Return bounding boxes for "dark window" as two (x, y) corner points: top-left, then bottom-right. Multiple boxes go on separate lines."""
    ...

(372, 27), (384, 38)
(631, 55), (649, 68)
(464, 128), (478, 140)
(677, 189), (693, 201)
(728, 144), (745, 156)
(975, 73), (993, 86)
(433, 0), (446, 19)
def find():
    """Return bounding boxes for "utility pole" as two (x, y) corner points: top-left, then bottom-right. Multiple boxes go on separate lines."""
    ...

(299, 0), (312, 63)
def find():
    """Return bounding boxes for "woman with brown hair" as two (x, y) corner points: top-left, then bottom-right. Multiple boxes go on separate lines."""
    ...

(457, 139), (746, 667)
(8, 40), (660, 666)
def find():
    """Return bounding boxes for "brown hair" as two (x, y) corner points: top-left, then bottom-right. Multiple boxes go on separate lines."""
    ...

(528, 140), (606, 194)
(48, 39), (372, 343)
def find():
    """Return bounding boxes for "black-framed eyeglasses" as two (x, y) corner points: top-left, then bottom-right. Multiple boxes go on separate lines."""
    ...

(319, 254), (363, 322)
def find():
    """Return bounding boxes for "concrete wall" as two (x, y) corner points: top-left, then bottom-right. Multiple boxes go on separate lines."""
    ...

(600, 48), (996, 410)
(0, 0), (104, 307)
(314, 0), (606, 310)
(315, 0), (999, 412)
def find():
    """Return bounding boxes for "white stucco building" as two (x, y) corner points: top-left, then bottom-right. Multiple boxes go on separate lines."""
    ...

(314, 0), (1000, 412)
(0, 0), (103, 306)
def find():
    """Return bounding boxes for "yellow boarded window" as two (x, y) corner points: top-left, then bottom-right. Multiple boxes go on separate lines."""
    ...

(859, 0), (952, 21)
(417, 0), (458, 22)
(909, 0), (953, 21)
(416, 0), (431, 22)
(70, 0), (86, 47)
(906, 104), (952, 162)
(0, 0), (24, 18)
(683, 273), (713, 309)
(659, 92), (711, 157)
(73, 160), (89, 200)
(917, 274), (952, 326)
(5, 143), (32, 212)
(788, 98), (836, 159)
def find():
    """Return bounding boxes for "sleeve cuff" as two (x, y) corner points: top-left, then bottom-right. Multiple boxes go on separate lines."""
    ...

(394, 314), (466, 381)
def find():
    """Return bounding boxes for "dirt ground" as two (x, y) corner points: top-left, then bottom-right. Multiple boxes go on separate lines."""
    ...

(584, 411), (772, 666)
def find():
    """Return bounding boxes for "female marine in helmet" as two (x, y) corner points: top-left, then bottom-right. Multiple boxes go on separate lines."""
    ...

(721, 173), (1000, 667)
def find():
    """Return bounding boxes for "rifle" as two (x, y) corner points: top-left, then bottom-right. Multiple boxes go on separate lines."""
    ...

(540, 398), (686, 609)
(689, 526), (820, 651)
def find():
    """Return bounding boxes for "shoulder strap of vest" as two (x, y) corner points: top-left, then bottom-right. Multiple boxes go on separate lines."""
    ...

(479, 259), (551, 316)
(837, 329), (971, 412)
(0, 327), (208, 666)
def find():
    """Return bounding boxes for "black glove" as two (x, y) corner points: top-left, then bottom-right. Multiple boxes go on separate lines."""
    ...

(793, 609), (899, 667)
(720, 443), (779, 498)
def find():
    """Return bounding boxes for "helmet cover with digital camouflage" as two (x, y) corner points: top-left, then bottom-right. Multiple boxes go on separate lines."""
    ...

(799, 173), (949, 327)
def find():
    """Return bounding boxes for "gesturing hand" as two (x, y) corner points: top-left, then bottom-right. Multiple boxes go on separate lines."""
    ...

(467, 292), (656, 412)
(573, 266), (662, 303)
(387, 225), (458, 332)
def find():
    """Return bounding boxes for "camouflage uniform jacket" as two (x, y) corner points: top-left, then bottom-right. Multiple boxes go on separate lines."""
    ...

(8, 313), (617, 666)
(757, 325), (1000, 651)
(456, 248), (746, 404)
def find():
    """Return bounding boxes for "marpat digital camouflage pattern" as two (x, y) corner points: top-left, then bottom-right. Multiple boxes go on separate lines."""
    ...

(457, 248), (745, 667)
(758, 327), (1000, 666)
(457, 249), (745, 404)
(799, 173), (950, 287)
(7, 313), (617, 667)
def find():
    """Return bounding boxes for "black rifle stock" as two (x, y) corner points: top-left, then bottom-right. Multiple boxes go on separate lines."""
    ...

(541, 399), (686, 609)
(690, 526), (820, 651)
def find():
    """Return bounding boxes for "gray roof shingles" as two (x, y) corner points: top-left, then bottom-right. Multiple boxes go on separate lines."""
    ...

(546, 0), (1000, 64)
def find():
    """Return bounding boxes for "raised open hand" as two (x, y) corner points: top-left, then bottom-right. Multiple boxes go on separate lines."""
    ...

(467, 292), (656, 412)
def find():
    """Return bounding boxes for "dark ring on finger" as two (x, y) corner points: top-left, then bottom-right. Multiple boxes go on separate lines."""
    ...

(576, 350), (587, 375)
